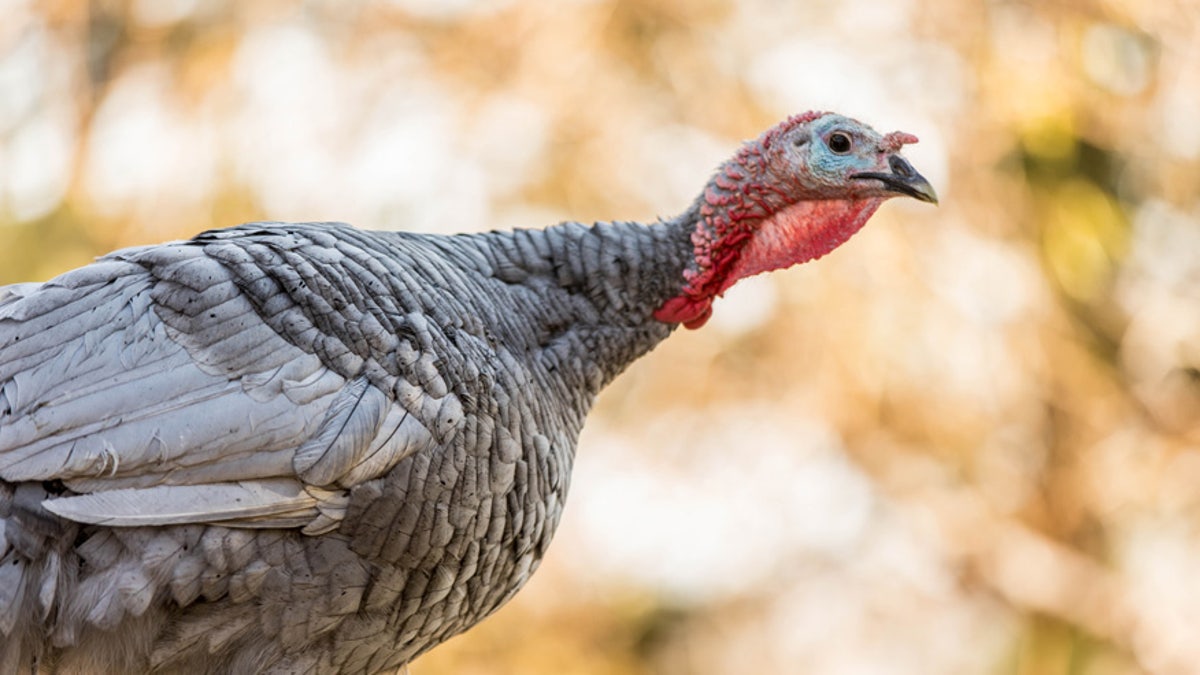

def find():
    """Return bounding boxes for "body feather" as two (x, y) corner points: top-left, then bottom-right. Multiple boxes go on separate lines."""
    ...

(0, 219), (685, 673)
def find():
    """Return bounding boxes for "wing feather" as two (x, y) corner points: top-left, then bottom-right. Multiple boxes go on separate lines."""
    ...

(41, 480), (319, 528)
(0, 237), (443, 532)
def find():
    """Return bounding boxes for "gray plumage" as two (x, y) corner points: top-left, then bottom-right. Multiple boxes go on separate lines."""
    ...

(0, 113), (936, 673)
(0, 219), (686, 674)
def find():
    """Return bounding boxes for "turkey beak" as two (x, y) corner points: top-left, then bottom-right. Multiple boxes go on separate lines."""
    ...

(853, 155), (939, 204)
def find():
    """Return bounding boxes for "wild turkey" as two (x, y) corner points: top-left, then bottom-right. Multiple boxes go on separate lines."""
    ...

(0, 112), (935, 673)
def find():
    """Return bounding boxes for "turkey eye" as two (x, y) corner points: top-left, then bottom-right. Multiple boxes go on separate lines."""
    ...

(828, 132), (852, 154)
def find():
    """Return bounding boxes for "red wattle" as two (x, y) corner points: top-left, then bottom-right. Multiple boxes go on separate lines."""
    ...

(653, 295), (713, 329)
(683, 308), (712, 329)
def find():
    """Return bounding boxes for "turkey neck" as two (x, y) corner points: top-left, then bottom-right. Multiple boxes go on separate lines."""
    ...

(450, 214), (696, 391)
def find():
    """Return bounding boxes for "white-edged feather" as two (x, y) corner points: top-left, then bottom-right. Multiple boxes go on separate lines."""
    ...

(41, 479), (319, 528)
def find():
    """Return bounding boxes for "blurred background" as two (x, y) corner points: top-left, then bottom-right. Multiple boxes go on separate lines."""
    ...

(2, 0), (1199, 673)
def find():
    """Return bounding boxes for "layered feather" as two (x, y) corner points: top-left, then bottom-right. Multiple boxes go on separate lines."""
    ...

(0, 244), (441, 537)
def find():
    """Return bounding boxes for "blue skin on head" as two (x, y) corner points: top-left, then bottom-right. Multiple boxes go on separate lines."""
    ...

(777, 113), (937, 204)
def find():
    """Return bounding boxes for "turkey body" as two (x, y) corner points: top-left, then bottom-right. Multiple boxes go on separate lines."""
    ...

(0, 220), (690, 673)
(0, 111), (936, 673)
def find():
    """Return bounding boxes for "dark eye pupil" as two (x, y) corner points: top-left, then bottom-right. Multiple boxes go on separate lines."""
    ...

(829, 133), (851, 153)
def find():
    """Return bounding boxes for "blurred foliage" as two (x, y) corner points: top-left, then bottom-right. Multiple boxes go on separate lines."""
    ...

(4, 0), (1200, 673)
